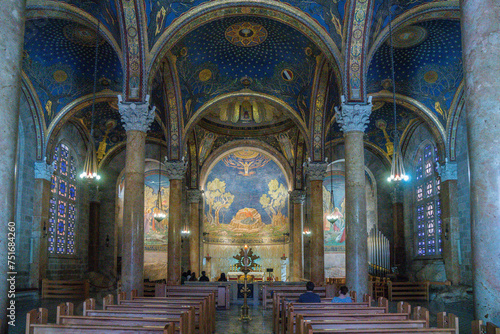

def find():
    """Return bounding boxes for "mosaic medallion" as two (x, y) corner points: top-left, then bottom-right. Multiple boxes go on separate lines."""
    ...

(63, 23), (104, 47)
(225, 22), (267, 47)
(389, 25), (427, 49)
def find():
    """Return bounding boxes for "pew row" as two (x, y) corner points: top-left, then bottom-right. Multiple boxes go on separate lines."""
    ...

(26, 308), (175, 334)
(263, 285), (334, 310)
(157, 283), (230, 309)
(472, 320), (500, 334)
(41, 279), (89, 300)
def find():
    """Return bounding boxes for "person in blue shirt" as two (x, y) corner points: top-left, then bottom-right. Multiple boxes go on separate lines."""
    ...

(298, 281), (321, 303)
(332, 285), (352, 303)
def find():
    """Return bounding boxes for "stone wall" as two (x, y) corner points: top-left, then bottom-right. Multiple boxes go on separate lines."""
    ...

(455, 109), (472, 285)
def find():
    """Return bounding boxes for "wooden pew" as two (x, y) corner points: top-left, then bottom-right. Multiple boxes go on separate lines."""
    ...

(56, 302), (189, 334)
(158, 283), (231, 309)
(103, 295), (207, 334)
(26, 308), (175, 334)
(83, 298), (195, 334)
(298, 318), (427, 334)
(128, 293), (215, 332)
(282, 298), (387, 334)
(472, 320), (500, 334)
(41, 279), (89, 299)
(388, 281), (430, 301)
(264, 285), (332, 309)
(301, 312), (458, 334)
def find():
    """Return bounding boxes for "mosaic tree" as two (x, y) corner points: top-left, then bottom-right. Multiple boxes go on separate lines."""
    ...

(259, 179), (287, 227)
(205, 178), (234, 225)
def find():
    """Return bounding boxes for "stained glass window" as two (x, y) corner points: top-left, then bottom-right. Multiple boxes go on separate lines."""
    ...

(415, 144), (442, 257)
(48, 143), (78, 255)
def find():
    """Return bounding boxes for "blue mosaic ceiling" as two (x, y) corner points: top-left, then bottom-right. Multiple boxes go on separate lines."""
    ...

(73, 101), (164, 162)
(145, 0), (347, 51)
(171, 16), (321, 125)
(23, 18), (123, 127)
(367, 19), (462, 125)
(52, 0), (121, 48)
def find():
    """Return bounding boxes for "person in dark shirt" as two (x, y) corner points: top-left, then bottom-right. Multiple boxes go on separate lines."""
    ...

(298, 281), (321, 303)
(189, 272), (197, 281)
(199, 271), (210, 281)
(218, 273), (228, 282)
(181, 272), (188, 285)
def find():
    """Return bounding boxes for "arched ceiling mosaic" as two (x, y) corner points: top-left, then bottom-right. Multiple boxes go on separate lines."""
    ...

(367, 19), (462, 127)
(23, 18), (123, 128)
(145, 0), (347, 52)
(49, 0), (121, 48)
(70, 101), (165, 163)
(170, 16), (322, 127)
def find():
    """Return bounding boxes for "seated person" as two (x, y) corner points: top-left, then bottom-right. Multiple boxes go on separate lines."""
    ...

(298, 281), (321, 303)
(218, 273), (228, 282)
(332, 285), (352, 303)
(199, 271), (210, 281)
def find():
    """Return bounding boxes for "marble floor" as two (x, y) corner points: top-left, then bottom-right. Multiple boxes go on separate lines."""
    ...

(11, 291), (474, 334)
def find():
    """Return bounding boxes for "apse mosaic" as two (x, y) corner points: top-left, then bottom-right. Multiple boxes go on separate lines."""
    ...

(322, 170), (346, 252)
(144, 170), (170, 251)
(54, 0), (121, 47)
(368, 20), (463, 125)
(203, 149), (289, 244)
(23, 18), (123, 126)
(173, 16), (319, 125)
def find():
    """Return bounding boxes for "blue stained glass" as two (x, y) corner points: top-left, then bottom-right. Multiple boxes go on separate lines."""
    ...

(58, 203), (65, 216)
(69, 186), (76, 200)
(61, 160), (67, 174)
(58, 221), (65, 234)
(59, 180), (66, 196)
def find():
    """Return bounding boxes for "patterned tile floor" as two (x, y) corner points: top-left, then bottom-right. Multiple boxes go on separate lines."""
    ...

(10, 292), (474, 334)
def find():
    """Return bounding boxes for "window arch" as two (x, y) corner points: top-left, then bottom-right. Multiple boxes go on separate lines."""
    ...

(414, 142), (442, 257)
(49, 143), (78, 255)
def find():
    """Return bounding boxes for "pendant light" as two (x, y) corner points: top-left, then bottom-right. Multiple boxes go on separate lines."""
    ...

(153, 150), (166, 222)
(80, 20), (101, 181)
(387, 8), (409, 183)
(326, 124), (340, 223)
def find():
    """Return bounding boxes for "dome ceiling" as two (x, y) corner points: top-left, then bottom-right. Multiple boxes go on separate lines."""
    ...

(171, 15), (320, 126)
(23, 18), (123, 127)
(367, 19), (463, 126)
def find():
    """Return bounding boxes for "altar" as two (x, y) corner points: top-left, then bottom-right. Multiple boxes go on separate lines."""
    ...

(227, 271), (265, 281)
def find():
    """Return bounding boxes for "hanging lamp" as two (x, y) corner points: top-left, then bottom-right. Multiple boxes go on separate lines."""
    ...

(326, 125), (340, 223)
(387, 8), (409, 183)
(80, 20), (101, 181)
(153, 150), (167, 222)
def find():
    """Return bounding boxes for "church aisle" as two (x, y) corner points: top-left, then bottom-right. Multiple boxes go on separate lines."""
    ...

(216, 304), (273, 334)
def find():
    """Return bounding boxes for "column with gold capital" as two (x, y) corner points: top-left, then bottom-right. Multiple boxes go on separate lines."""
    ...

(335, 97), (372, 300)
(305, 161), (328, 285)
(165, 159), (188, 285)
(290, 190), (305, 281)
(118, 96), (155, 296)
(187, 189), (203, 276)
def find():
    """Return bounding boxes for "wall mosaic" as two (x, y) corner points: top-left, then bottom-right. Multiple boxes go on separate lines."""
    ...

(203, 149), (289, 245)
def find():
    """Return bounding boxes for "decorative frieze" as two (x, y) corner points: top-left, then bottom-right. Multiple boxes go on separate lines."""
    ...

(163, 158), (188, 180)
(335, 95), (372, 133)
(34, 158), (54, 181)
(437, 159), (457, 182)
(118, 95), (155, 133)
(187, 189), (203, 203)
(304, 159), (328, 181)
(289, 190), (306, 204)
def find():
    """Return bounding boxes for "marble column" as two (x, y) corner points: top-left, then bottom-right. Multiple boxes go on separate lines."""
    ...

(0, 0), (26, 329)
(391, 187), (405, 269)
(30, 160), (54, 288)
(462, 0), (500, 322)
(165, 160), (188, 285)
(88, 186), (100, 272)
(118, 96), (155, 297)
(290, 190), (305, 281)
(305, 161), (327, 286)
(437, 160), (460, 285)
(187, 189), (202, 276)
(335, 97), (371, 301)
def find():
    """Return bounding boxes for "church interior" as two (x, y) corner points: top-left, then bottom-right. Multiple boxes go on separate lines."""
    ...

(1, 0), (499, 333)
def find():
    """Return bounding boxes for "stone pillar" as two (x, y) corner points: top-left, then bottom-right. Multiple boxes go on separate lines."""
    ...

(0, 0), (26, 329)
(335, 97), (371, 300)
(391, 187), (405, 269)
(118, 96), (155, 296)
(461, 0), (500, 322)
(30, 160), (54, 288)
(437, 160), (460, 285)
(290, 190), (305, 281)
(305, 161), (327, 286)
(88, 186), (100, 272)
(187, 189), (202, 276)
(165, 160), (188, 285)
